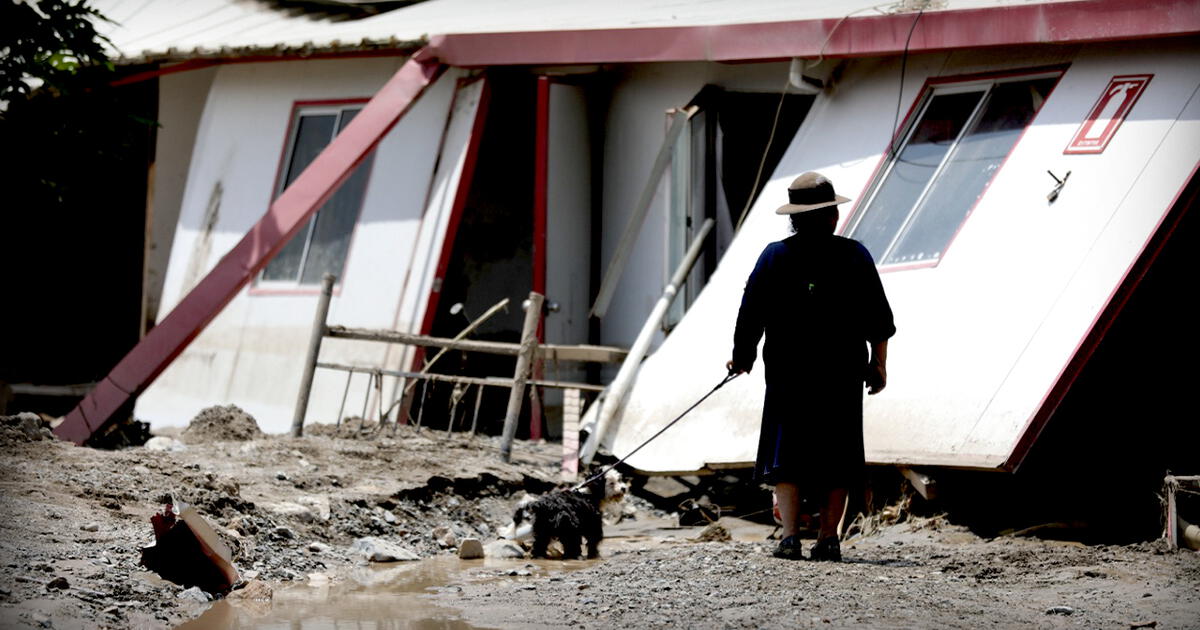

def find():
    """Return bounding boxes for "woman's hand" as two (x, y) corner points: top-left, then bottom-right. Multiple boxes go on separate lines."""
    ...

(866, 362), (887, 395)
(726, 360), (749, 375)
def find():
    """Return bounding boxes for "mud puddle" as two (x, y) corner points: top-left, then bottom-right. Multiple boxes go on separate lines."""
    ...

(176, 555), (595, 630)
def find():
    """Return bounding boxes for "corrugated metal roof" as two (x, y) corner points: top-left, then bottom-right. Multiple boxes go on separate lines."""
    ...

(93, 0), (1089, 63)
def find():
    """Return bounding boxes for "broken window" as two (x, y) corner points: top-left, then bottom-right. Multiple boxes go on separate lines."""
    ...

(666, 88), (813, 328)
(847, 72), (1060, 266)
(260, 105), (373, 286)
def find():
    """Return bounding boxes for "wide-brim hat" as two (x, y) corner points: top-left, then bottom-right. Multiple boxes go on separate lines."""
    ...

(775, 172), (851, 214)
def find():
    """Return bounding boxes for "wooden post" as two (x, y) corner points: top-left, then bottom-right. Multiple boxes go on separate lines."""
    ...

(290, 273), (335, 437)
(500, 292), (543, 462)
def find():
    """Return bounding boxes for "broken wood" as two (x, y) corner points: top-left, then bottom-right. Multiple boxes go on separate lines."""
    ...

(291, 273), (336, 437)
(500, 292), (543, 462)
(899, 466), (938, 501)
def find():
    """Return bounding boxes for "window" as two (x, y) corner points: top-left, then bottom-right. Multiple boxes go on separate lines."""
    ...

(847, 73), (1060, 266)
(260, 104), (373, 285)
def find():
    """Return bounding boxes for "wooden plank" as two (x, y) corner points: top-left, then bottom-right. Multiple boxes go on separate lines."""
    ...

(899, 466), (939, 501)
(326, 325), (628, 363)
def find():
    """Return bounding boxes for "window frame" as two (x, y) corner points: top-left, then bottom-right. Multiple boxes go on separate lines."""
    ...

(251, 98), (374, 295)
(842, 66), (1066, 272)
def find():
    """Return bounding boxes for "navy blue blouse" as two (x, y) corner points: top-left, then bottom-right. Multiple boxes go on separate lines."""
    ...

(732, 233), (895, 384)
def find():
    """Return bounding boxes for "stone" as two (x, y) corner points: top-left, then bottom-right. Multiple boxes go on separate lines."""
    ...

(486, 540), (526, 559)
(350, 537), (420, 562)
(307, 542), (331, 554)
(143, 436), (186, 452)
(80, 523), (101, 533)
(176, 586), (211, 603)
(1045, 606), (1075, 616)
(262, 502), (315, 523)
(226, 580), (273, 601)
(45, 576), (69, 590)
(306, 573), (329, 586)
(31, 612), (51, 628)
(383, 511), (397, 525)
(269, 526), (296, 541)
(458, 538), (484, 559)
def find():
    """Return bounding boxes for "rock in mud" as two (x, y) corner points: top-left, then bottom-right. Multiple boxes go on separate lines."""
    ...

(181, 405), (264, 444)
(1045, 605), (1076, 615)
(350, 537), (420, 562)
(459, 538), (484, 559)
(485, 540), (526, 559)
(144, 436), (186, 452)
(177, 586), (211, 603)
(432, 526), (458, 548)
(227, 580), (273, 601)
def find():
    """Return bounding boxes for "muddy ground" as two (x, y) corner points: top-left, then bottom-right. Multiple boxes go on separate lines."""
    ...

(1, 411), (1197, 629)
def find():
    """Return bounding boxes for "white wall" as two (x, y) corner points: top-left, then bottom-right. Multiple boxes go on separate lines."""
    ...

(148, 67), (217, 325)
(608, 39), (1200, 472)
(138, 58), (461, 433)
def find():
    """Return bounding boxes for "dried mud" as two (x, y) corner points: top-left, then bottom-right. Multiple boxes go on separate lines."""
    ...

(0, 418), (1197, 630)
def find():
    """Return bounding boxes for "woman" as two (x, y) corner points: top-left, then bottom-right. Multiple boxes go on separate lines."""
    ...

(728, 172), (895, 561)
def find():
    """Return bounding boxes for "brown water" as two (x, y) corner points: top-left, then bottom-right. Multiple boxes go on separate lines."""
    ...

(175, 556), (593, 630)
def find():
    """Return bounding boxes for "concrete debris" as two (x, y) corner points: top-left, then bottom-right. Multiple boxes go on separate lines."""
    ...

(485, 540), (526, 559)
(143, 436), (187, 452)
(350, 537), (420, 562)
(226, 580), (273, 601)
(458, 538), (484, 559)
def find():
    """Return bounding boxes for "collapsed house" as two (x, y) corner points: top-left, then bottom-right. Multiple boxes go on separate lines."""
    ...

(53, 0), (1199, 489)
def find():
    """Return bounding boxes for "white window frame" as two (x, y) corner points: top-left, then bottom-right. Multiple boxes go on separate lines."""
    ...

(846, 71), (1061, 268)
(257, 103), (368, 289)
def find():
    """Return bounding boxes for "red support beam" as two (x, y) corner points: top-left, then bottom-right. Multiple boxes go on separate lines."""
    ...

(56, 50), (446, 444)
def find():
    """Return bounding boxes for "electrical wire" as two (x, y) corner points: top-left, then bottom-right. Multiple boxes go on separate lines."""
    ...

(888, 7), (926, 159)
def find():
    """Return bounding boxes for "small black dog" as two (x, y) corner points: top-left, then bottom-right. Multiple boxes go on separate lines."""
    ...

(511, 470), (622, 559)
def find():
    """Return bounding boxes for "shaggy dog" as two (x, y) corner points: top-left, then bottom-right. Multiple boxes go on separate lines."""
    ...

(510, 469), (627, 559)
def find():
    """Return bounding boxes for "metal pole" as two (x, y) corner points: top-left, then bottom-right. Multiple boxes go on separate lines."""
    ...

(500, 291), (544, 462)
(291, 273), (336, 437)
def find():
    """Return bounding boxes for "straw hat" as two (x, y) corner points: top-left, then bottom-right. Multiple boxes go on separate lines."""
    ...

(775, 172), (851, 214)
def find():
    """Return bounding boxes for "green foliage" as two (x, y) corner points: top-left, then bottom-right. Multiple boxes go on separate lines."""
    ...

(1, 0), (112, 105)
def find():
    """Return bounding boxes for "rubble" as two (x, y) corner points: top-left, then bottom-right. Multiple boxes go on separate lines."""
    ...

(351, 537), (420, 562)
(226, 580), (272, 601)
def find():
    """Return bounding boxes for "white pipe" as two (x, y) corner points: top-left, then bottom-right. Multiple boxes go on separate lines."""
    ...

(580, 217), (715, 464)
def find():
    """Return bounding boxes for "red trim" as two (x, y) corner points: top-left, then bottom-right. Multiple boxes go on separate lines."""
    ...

(1064, 74), (1153, 154)
(55, 53), (446, 444)
(414, 77), (492, 342)
(430, 0), (1200, 66)
(528, 76), (553, 441)
(112, 0), (1198, 86)
(1002, 158), (1200, 472)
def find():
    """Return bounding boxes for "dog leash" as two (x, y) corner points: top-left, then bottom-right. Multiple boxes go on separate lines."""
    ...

(572, 370), (741, 491)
